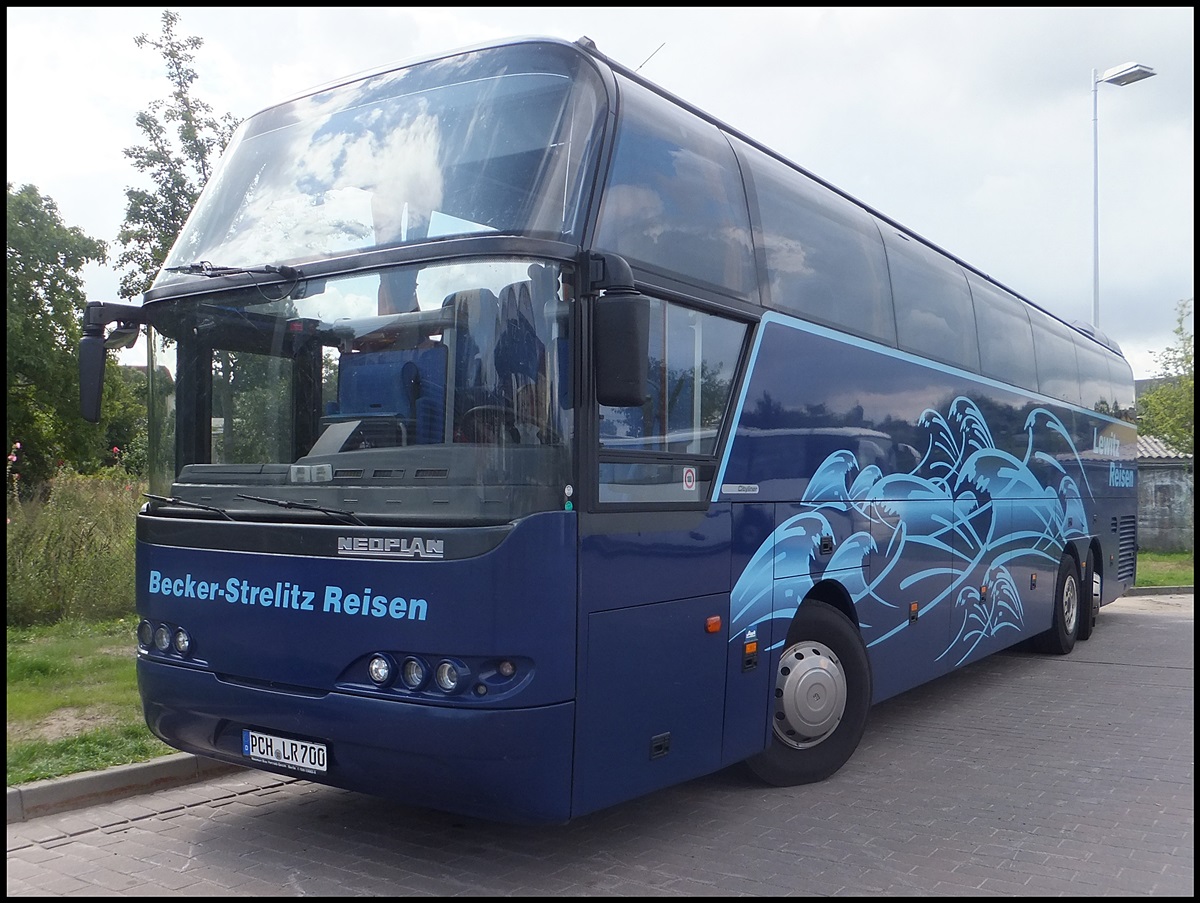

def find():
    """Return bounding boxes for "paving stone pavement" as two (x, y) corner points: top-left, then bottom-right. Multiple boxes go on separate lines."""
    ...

(7, 592), (1193, 896)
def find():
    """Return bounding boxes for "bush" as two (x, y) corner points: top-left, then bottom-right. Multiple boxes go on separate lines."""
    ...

(7, 469), (143, 627)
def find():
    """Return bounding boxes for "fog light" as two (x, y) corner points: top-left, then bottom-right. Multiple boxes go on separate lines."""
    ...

(435, 660), (461, 693)
(400, 656), (428, 690)
(172, 628), (191, 655)
(138, 620), (154, 647)
(368, 654), (393, 686)
(153, 625), (171, 652)
(497, 660), (516, 678)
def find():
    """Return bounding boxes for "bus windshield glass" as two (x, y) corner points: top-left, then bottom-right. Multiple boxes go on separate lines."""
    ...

(156, 42), (605, 286)
(147, 258), (574, 525)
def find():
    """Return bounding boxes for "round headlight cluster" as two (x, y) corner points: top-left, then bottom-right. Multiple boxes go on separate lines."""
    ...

(370, 655), (521, 697)
(138, 620), (192, 658)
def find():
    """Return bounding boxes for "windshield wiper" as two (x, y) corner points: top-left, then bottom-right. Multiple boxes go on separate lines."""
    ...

(144, 493), (235, 521)
(165, 260), (301, 280)
(236, 493), (366, 526)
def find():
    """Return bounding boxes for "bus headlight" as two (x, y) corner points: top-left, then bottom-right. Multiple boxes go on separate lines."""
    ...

(138, 620), (154, 648)
(435, 660), (462, 693)
(153, 624), (172, 652)
(172, 628), (191, 656)
(400, 656), (429, 690)
(367, 654), (394, 686)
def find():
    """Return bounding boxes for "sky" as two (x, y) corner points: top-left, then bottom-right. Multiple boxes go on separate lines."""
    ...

(6, 7), (1194, 379)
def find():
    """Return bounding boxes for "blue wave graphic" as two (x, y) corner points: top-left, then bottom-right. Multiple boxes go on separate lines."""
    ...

(730, 396), (1091, 667)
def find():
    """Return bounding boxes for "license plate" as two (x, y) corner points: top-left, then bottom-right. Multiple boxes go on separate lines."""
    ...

(242, 729), (327, 774)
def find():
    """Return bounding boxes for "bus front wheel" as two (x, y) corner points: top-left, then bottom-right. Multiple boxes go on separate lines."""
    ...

(746, 600), (872, 787)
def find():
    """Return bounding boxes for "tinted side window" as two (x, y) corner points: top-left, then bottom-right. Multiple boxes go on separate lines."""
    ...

(594, 77), (755, 298)
(1075, 336), (1116, 415)
(598, 300), (747, 504)
(968, 274), (1038, 392)
(882, 229), (980, 372)
(1029, 308), (1081, 406)
(739, 141), (895, 346)
(1109, 355), (1137, 423)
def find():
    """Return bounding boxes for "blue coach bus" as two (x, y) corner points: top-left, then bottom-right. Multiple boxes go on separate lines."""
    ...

(80, 35), (1138, 824)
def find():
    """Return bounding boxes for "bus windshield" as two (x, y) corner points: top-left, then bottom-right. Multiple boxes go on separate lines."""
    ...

(156, 42), (605, 288)
(147, 258), (574, 525)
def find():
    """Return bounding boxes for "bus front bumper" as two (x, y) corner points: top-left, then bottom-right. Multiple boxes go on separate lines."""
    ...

(137, 659), (575, 825)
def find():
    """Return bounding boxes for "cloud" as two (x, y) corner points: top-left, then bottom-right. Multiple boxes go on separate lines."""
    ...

(6, 6), (1193, 376)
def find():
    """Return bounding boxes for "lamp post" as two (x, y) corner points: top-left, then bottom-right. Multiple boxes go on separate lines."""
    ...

(1092, 61), (1156, 331)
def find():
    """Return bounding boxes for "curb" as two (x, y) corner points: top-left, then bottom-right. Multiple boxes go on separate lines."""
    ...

(7, 753), (243, 824)
(1125, 585), (1193, 596)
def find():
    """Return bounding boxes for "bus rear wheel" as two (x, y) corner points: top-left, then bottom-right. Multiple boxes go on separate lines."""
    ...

(746, 600), (872, 786)
(1077, 548), (1099, 641)
(1034, 556), (1080, 655)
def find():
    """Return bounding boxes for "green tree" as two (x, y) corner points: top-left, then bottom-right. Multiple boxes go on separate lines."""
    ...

(115, 9), (238, 301)
(6, 184), (110, 491)
(1139, 297), (1194, 457)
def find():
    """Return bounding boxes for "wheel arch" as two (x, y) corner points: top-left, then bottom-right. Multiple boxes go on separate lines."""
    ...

(793, 578), (859, 639)
(1087, 536), (1103, 581)
(1063, 538), (1084, 573)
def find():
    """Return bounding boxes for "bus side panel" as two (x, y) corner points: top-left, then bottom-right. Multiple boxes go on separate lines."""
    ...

(721, 502), (777, 766)
(722, 317), (1114, 704)
(857, 498), (957, 701)
(575, 508), (734, 815)
(572, 593), (728, 817)
(1083, 415), (1139, 605)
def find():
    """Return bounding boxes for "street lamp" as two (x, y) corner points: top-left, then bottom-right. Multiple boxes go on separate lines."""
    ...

(1092, 61), (1156, 330)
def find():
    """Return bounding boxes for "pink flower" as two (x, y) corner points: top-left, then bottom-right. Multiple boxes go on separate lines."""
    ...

(112, 446), (121, 454)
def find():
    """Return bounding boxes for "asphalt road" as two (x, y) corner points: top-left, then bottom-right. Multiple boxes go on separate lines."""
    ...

(7, 591), (1194, 896)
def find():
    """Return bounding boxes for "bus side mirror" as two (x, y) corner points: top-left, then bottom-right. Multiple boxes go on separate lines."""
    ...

(78, 302), (147, 423)
(594, 292), (650, 407)
(79, 330), (108, 423)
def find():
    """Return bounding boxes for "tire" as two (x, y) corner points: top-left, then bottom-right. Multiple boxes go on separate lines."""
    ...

(1077, 548), (1099, 642)
(1034, 556), (1080, 655)
(746, 600), (872, 786)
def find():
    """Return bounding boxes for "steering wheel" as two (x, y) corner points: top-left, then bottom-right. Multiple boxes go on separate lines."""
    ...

(457, 405), (520, 444)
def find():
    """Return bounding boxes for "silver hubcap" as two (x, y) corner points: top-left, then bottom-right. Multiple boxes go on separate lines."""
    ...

(771, 640), (847, 749)
(1063, 574), (1078, 635)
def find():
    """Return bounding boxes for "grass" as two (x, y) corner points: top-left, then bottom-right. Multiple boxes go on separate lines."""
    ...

(1135, 550), (1194, 587)
(6, 619), (173, 785)
(7, 468), (142, 626)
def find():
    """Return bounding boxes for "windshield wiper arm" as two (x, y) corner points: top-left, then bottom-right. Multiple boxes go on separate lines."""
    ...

(165, 260), (301, 280)
(144, 493), (235, 521)
(236, 493), (366, 526)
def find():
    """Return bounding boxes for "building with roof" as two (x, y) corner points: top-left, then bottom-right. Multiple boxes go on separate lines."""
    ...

(1137, 434), (1193, 553)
